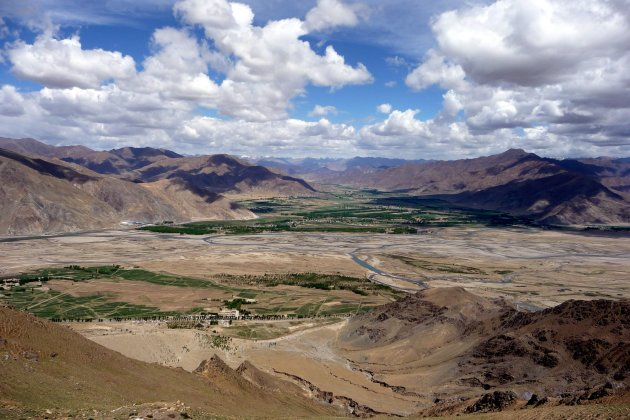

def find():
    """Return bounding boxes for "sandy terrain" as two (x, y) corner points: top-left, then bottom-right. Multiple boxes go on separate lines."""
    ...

(4, 226), (629, 415)
(71, 318), (423, 415)
(2, 227), (629, 308)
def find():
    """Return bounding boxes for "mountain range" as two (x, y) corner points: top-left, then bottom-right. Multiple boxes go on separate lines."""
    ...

(0, 138), (316, 235)
(1, 137), (629, 234)
(264, 149), (630, 226)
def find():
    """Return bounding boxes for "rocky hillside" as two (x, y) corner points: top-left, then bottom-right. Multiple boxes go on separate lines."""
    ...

(136, 154), (316, 198)
(0, 137), (317, 198)
(0, 148), (254, 235)
(346, 149), (630, 225)
(0, 305), (339, 418)
(338, 287), (630, 416)
(0, 137), (182, 176)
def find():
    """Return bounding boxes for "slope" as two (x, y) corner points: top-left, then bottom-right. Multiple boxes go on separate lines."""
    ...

(0, 148), (254, 235)
(353, 149), (630, 225)
(137, 154), (317, 198)
(0, 305), (340, 418)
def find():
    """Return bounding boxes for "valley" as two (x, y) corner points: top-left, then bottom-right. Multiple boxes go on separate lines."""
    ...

(2, 211), (629, 416)
(1, 139), (629, 418)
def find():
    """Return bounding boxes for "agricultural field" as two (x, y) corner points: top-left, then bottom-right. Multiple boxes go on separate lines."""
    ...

(139, 187), (538, 236)
(0, 265), (400, 320)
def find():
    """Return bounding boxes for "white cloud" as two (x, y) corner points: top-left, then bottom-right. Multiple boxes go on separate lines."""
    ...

(9, 35), (136, 88)
(385, 56), (407, 67)
(377, 103), (392, 114)
(174, 0), (371, 120)
(0, 17), (9, 39)
(0, 85), (25, 116)
(178, 116), (356, 156)
(2, 0), (630, 159)
(363, 109), (428, 137)
(432, 0), (630, 86)
(309, 105), (337, 117)
(405, 49), (466, 91)
(403, 0), (630, 156)
(304, 0), (359, 32)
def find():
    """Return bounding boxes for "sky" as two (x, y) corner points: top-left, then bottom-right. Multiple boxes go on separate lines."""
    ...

(0, 0), (629, 159)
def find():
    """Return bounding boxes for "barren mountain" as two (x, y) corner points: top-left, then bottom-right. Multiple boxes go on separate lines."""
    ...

(353, 149), (630, 225)
(136, 154), (317, 198)
(0, 137), (317, 198)
(0, 148), (254, 235)
(252, 156), (428, 182)
(0, 305), (339, 418)
(0, 137), (182, 176)
(338, 287), (630, 415)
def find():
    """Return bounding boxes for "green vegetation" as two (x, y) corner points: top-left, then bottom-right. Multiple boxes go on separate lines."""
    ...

(20, 265), (225, 289)
(138, 187), (537, 237)
(1, 265), (400, 321)
(167, 320), (204, 329)
(215, 272), (402, 297)
(194, 333), (234, 351)
(1, 288), (176, 320)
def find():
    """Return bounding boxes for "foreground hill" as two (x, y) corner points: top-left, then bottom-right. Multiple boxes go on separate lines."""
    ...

(0, 305), (339, 418)
(338, 287), (630, 416)
(0, 148), (254, 235)
(348, 149), (630, 225)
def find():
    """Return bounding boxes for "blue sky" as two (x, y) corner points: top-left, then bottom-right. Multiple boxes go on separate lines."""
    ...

(0, 0), (629, 158)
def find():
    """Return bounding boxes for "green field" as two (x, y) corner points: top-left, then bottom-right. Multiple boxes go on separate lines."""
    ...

(138, 187), (537, 236)
(1, 265), (400, 321)
(2, 289), (180, 320)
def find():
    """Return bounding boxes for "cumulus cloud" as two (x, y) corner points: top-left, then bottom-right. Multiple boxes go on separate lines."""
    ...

(9, 35), (136, 88)
(173, 0), (371, 120)
(0, 0), (373, 154)
(404, 0), (630, 156)
(377, 103), (392, 114)
(405, 49), (466, 91)
(178, 116), (357, 156)
(1, 0), (630, 159)
(0, 85), (25, 116)
(304, 0), (359, 32)
(309, 105), (338, 117)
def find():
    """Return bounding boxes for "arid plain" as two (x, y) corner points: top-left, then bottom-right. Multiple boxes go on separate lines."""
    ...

(2, 226), (629, 416)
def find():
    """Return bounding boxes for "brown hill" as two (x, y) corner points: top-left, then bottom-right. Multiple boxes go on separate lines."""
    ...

(0, 137), (317, 198)
(0, 305), (339, 418)
(340, 149), (630, 225)
(136, 154), (317, 198)
(0, 138), (181, 176)
(0, 148), (254, 235)
(338, 287), (630, 415)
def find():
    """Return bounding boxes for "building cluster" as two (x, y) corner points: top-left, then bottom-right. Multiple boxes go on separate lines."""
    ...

(0, 278), (19, 291)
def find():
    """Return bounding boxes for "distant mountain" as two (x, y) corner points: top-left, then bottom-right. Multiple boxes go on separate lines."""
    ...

(249, 156), (429, 183)
(0, 138), (316, 199)
(0, 137), (182, 176)
(0, 148), (254, 235)
(136, 154), (316, 198)
(343, 149), (630, 225)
